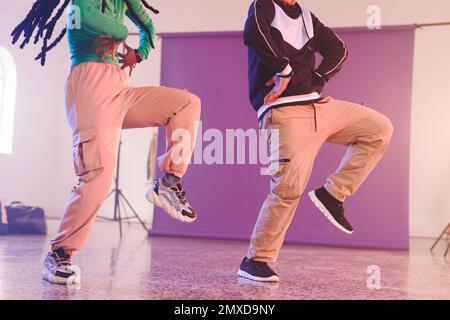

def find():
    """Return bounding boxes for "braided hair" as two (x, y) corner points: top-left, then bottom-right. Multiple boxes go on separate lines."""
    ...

(11, 0), (159, 66)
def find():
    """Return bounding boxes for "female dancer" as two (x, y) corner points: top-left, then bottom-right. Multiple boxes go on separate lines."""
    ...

(12, 0), (201, 284)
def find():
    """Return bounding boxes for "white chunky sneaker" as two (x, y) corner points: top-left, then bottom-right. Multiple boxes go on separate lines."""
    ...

(146, 175), (197, 223)
(42, 248), (80, 286)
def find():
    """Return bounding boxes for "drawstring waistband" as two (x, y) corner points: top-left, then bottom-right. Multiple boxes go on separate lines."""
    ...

(312, 103), (318, 132)
(258, 98), (326, 132)
(311, 98), (329, 132)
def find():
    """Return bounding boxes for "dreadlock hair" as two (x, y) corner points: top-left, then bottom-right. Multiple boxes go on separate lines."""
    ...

(11, 0), (159, 66)
(11, 0), (70, 66)
(118, 0), (158, 49)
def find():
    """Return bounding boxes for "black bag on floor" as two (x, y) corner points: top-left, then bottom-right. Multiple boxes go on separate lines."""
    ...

(6, 202), (47, 235)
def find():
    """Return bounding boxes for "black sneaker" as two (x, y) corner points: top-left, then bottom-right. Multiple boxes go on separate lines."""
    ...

(42, 248), (79, 285)
(237, 257), (280, 282)
(308, 187), (354, 234)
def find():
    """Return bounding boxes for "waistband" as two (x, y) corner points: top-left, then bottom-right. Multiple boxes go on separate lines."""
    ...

(257, 92), (322, 120)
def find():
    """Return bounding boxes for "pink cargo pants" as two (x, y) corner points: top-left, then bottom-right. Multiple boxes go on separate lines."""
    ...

(51, 62), (201, 254)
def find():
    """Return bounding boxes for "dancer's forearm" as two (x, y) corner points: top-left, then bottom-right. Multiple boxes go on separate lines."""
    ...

(125, 0), (156, 60)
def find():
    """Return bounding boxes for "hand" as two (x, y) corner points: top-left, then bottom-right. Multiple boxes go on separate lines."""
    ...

(94, 37), (120, 61)
(118, 42), (139, 77)
(311, 72), (326, 94)
(264, 75), (291, 105)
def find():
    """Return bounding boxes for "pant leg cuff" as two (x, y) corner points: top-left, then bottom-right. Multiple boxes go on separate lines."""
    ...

(324, 182), (346, 202)
(162, 170), (184, 179)
(247, 252), (277, 263)
(51, 244), (76, 256)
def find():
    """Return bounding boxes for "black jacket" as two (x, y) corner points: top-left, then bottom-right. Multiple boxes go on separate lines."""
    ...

(244, 0), (348, 119)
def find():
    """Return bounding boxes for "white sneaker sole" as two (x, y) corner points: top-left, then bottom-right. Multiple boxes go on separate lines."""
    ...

(146, 187), (197, 224)
(308, 191), (353, 235)
(42, 268), (80, 286)
(237, 269), (280, 283)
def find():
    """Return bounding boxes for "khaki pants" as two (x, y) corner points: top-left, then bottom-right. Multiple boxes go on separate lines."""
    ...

(248, 97), (393, 262)
(51, 62), (201, 254)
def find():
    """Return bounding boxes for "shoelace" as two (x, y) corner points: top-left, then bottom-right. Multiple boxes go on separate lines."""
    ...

(250, 260), (274, 273)
(254, 262), (268, 270)
(170, 182), (188, 205)
(54, 254), (71, 267)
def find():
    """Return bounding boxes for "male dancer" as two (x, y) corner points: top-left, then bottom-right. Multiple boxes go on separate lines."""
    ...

(238, 0), (393, 282)
(12, 0), (201, 285)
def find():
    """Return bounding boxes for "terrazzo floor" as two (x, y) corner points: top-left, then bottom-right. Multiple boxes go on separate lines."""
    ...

(0, 220), (449, 300)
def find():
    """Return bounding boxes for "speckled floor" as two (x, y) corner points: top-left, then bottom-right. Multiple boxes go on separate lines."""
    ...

(0, 220), (449, 300)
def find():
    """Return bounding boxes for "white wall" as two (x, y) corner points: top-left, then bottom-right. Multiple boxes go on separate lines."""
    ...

(0, 2), (70, 218)
(1, 0), (449, 236)
(410, 25), (450, 237)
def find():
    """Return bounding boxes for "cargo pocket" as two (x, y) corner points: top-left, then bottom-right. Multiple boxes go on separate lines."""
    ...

(271, 156), (301, 201)
(72, 128), (103, 179)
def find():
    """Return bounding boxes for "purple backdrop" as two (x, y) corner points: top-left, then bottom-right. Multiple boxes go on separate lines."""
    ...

(149, 26), (415, 250)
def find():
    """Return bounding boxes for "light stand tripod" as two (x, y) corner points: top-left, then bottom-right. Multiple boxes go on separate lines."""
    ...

(430, 223), (450, 257)
(98, 140), (148, 237)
